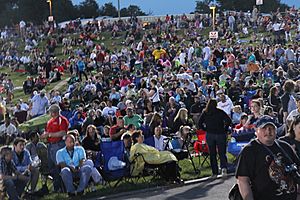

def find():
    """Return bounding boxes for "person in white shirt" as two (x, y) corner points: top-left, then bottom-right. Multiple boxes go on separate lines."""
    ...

(30, 90), (49, 118)
(153, 126), (168, 151)
(19, 99), (29, 111)
(286, 94), (300, 126)
(188, 45), (194, 62)
(217, 90), (233, 116)
(84, 79), (96, 92)
(50, 91), (62, 104)
(102, 100), (118, 118)
(0, 117), (17, 145)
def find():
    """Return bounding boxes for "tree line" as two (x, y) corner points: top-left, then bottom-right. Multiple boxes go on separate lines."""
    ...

(196, 0), (289, 14)
(0, 0), (147, 28)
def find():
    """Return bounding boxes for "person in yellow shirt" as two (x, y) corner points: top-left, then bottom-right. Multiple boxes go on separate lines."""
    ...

(152, 47), (166, 61)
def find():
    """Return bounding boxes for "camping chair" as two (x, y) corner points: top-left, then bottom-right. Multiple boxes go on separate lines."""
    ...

(231, 128), (256, 142)
(227, 139), (248, 164)
(193, 130), (210, 167)
(96, 140), (130, 187)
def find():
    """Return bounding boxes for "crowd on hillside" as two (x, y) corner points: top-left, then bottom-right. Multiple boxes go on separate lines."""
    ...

(0, 5), (300, 199)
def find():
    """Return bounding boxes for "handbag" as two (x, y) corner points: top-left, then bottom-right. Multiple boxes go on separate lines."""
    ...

(228, 183), (243, 200)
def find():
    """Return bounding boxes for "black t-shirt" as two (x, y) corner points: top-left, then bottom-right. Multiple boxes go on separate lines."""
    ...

(281, 92), (290, 113)
(236, 139), (299, 200)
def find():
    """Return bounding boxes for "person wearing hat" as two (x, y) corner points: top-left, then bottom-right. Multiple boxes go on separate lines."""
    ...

(236, 115), (300, 200)
(40, 104), (69, 192)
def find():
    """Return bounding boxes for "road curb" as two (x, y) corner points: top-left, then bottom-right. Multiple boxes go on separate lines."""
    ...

(93, 173), (235, 199)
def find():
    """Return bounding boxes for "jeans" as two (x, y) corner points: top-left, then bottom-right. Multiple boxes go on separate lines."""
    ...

(60, 164), (92, 193)
(48, 141), (65, 191)
(4, 178), (28, 200)
(206, 133), (228, 175)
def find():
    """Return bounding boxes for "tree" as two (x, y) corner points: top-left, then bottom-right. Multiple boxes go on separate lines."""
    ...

(99, 2), (118, 17)
(126, 5), (146, 16)
(52, 0), (76, 22)
(120, 5), (147, 17)
(195, 0), (211, 13)
(78, 0), (100, 18)
(215, 0), (286, 12)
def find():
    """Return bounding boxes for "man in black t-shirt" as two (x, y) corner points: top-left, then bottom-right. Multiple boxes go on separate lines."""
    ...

(236, 115), (300, 200)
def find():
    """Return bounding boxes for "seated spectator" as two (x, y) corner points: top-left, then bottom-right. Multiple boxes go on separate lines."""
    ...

(153, 126), (168, 151)
(23, 76), (34, 95)
(234, 114), (248, 130)
(102, 100), (118, 125)
(34, 74), (47, 90)
(69, 110), (84, 133)
(50, 91), (62, 104)
(93, 109), (106, 135)
(109, 88), (121, 106)
(122, 133), (132, 158)
(12, 137), (39, 193)
(82, 124), (100, 153)
(56, 134), (93, 196)
(109, 116), (127, 141)
(171, 108), (193, 133)
(232, 105), (243, 124)
(102, 125), (111, 139)
(14, 104), (28, 124)
(82, 109), (96, 134)
(49, 68), (62, 83)
(0, 146), (29, 200)
(130, 131), (181, 183)
(123, 107), (143, 129)
(0, 116), (17, 145)
(122, 124), (136, 138)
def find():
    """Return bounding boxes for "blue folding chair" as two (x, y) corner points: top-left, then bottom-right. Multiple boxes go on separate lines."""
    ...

(144, 136), (155, 147)
(97, 140), (130, 187)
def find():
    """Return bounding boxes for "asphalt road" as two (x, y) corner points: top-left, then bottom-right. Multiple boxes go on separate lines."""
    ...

(103, 175), (235, 200)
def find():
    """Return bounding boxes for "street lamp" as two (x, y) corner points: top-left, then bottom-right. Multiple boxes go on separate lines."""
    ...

(47, 0), (52, 17)
(210, 5), (216, 31)
(117, 0), (121, 19)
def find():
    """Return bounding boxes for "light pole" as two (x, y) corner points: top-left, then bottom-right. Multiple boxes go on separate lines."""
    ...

(210, 5), (216, 31)
(47, 0), (52, 17)
(117, 0), (121, 20)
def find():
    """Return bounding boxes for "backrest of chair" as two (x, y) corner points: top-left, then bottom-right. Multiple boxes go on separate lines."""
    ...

(100, 140), (125, 171)
(194, 130), (209, 153)
(196, 130), (206, 141)
(144, 136), (154, 147)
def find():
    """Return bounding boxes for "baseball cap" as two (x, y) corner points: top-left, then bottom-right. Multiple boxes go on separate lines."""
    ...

(254, 115), (277, 129)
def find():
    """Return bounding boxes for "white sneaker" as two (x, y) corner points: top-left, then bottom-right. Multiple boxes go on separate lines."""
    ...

(221, 168), (227, 177)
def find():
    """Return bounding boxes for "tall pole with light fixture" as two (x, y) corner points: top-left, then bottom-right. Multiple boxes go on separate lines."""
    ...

(210, 5), (216, 31)
(47, 0), (52, 17)
(118, 0), (121, 20)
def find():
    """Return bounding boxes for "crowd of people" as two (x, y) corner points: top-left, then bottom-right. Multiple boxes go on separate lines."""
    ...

(0, 4), (300, 199)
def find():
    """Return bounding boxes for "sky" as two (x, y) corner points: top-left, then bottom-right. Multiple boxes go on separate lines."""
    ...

(72, 0), (300, 15)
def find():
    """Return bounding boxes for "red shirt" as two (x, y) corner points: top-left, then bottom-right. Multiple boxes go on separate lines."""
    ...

(46, 115), (69, 143)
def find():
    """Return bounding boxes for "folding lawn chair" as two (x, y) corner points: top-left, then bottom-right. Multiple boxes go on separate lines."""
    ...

(96, 140), (130, 187)
(193, 130), (210, 167)
(227, 139), (249, 165)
